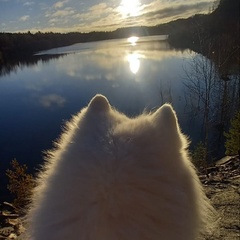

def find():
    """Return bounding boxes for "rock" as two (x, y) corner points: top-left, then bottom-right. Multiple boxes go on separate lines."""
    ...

(216, 155), (236, 165)
(199, 155), (240, 184)
(7, 233), (17, 239)
(0, 202), (24, 239)
(0, 227), (14, 237)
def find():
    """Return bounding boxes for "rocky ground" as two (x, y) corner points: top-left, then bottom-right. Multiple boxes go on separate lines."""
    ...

(1, 156), (239, 239)
(0, 202), (25, 239)
(200, 155), (240, 240)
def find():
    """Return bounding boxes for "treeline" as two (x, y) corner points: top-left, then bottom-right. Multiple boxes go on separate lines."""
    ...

(0, 27), (167, 75)
(168, 0), (240, 76)
(168, 0), (239, 49)
(0, 25), (171, 65)
(0, 21), (191, 63)
(0, 31), (114, 62)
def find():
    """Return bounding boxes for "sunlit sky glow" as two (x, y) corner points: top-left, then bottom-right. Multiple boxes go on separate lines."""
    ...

(0, 0), (215, 33)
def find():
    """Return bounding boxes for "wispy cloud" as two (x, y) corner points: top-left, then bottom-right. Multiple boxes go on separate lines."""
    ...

(39, 94), (66, 108)
(142, 0), (213, 20)
(72, 3), (115, 23)
(53, 0), (69, 9)
(51, 7), (75, 18)
(69, 0), (214, 32)
(23, 1), (34, 6)
(88, 3), (112, 14)
(19, 15), (30, 21)
(2, 0), (215, 33)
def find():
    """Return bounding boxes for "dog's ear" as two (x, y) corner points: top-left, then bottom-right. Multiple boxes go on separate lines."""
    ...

(88, 94), (110, 113)
(152, 103), (189, 150)
(153, 103), (178, 131)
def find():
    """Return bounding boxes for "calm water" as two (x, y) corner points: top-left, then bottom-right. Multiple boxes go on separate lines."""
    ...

(0, 35), (238, 188)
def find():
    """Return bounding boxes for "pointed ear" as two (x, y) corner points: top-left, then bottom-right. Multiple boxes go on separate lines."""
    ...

(153, 103), (179, 131)
(152, 104), (188, 150)
(87, 94), (111, 113)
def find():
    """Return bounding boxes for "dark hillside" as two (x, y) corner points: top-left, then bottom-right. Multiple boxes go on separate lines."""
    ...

(205, 0), (239, 37)
(169, 0), (240, 44)
(168, 0), (240, 75)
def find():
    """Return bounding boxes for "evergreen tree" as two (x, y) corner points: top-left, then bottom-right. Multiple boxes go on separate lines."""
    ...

(6, 159), (36, 213)
(224, 111), (240, 156)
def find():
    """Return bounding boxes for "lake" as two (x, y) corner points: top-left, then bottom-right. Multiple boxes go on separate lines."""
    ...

(0, 35), (238, 198)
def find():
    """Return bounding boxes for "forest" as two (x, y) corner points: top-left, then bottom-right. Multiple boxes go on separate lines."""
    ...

(168, 0), (239, 78)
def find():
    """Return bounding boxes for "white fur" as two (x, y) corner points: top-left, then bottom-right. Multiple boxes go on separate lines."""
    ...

(26, 94), (216, 240)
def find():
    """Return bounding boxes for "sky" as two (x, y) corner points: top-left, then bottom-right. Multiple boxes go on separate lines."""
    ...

(0, 0), (216, 33)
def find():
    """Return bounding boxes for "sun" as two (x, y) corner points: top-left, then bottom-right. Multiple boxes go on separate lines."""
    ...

(119, 0), (140, 17)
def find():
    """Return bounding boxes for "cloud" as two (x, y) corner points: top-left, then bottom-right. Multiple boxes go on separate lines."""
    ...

(45, 1), (75, 27)
(19, 15), (30, 21)
(69, 0), (214, 32)
(70, 3), (124, 32)
(142, 1), (213, 20)
(53, 0), (69, 9)
(4, 0), (215, 33)
(51, 7), (75, 18)
(23, 1), (34, 6)
(73, 3), (114, 22)
(112, 0), (214, 28)
(39, 94), (66, 108)
(46, 7), (75, 27)
(88, 3), (112, 14)
(49, 18), (58, 24)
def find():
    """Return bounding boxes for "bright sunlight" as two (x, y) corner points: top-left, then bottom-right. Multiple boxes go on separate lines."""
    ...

(128, 36), (139, 46)
(119, 0), (141, 17)
(127, 53), (141, 74)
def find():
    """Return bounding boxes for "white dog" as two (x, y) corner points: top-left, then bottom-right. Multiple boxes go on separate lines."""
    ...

(27, 94), (216, 240)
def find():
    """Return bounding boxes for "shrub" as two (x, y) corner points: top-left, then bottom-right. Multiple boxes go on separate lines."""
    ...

(224, 111), (240, 156)
(191, 141), (208, 170)
(6, 159), (36, 213)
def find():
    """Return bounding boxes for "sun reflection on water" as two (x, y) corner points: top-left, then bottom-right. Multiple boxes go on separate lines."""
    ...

(128, 36), (139, 46)
(127, 53), (141, 74)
